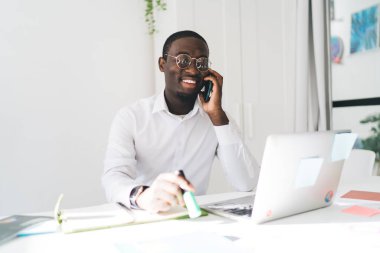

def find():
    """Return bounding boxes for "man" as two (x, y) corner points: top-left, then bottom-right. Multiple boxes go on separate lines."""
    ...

(102, 30), (259, 213)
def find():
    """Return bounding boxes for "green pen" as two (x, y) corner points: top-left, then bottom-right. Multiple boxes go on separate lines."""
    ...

(176, 170), (202, 218)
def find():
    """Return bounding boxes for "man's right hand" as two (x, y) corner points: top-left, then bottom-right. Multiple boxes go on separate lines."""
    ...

(136, 172), (195, 213)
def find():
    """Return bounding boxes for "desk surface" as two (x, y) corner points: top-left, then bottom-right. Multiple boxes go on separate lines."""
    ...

(1, 177), (380, 253)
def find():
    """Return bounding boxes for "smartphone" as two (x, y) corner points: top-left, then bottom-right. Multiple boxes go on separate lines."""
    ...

(201, 80), (213, 102)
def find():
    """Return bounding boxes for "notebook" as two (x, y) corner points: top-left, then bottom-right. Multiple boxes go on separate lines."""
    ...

(8, 194), (207, 236)
(203, 131), (357, 223)
(0, 215), (53, 246)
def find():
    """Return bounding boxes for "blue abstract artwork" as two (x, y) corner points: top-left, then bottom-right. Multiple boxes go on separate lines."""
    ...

(350, 5), (379, 54)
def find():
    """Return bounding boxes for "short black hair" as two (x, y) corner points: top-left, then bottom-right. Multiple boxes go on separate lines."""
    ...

(162, 30), (208, 59)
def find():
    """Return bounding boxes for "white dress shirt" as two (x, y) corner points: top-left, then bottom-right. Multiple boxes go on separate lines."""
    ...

(102, 91), (260, 208)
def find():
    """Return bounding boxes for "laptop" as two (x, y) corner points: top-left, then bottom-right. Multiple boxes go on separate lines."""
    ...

(203, 131), (357, 223)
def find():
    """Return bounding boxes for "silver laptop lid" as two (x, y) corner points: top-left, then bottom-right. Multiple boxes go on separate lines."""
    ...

(252, 131), (357, 223)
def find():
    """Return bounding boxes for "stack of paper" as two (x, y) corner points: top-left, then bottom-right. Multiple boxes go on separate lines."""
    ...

(59, 203), (134, 233)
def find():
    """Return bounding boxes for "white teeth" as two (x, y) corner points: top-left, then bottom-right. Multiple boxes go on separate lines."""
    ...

(183, 79), (196, 84)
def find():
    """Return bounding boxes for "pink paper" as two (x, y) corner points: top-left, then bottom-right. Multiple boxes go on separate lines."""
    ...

(341, 190), (380, 201)
(342, 205), (380, 217)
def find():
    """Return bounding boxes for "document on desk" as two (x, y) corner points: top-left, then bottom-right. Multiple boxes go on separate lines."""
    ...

(59, 203), (135, 233)
(130, 206), (207, 224)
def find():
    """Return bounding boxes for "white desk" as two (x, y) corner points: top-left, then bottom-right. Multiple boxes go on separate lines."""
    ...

(1, 178), (380, 253)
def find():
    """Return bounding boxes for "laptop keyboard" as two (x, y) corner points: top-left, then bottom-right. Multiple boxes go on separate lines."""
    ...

(203, 195), (255, 218)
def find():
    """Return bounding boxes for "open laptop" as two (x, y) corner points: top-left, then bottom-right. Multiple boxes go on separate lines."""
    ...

(203, 131), (357, 223)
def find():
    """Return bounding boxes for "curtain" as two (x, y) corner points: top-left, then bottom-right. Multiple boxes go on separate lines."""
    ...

(295, 0), (331, 132)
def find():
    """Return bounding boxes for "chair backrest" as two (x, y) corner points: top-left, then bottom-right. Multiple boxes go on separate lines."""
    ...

(340, 149), (376, 185)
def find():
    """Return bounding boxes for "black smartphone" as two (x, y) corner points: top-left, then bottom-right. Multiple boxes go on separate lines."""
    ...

(201, 80), (213, 102)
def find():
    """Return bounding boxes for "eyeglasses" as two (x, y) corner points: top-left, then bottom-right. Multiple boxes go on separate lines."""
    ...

(165, 54), (210, 72)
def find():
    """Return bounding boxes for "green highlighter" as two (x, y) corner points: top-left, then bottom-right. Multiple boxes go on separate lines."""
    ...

(176, 170), (202, 218)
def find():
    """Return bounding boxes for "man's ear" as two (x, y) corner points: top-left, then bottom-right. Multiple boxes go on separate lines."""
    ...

(158, 57), (166, 72)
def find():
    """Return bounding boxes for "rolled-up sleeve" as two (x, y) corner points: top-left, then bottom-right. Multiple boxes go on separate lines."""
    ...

(214, 119), (260, 192)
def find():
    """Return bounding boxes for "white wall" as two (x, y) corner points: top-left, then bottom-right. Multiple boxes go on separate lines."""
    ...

(331, 0), (380, 138)
(334, 105), (380, 138)
(0, 0), (155, 216)
(331, 0), (380, 100)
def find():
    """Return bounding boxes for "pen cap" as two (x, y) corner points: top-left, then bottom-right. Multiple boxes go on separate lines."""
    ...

(176, 170), (186, 178)
(175, 170), (185, 194)
(183, 191), (202, 218)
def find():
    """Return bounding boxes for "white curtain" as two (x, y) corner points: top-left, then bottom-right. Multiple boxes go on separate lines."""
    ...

(295, 0), (331, 132)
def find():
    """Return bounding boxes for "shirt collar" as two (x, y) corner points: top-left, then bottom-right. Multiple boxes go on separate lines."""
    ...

(152, 90), (207, 118)
(152, 90), (169, 114)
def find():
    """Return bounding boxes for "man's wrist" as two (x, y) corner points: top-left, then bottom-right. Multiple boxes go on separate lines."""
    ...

(208, 109), (229, 126)
(129, 185), (149, 209)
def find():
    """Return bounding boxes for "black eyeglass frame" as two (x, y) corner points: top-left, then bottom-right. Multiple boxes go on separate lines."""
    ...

(165, 53), (211, 72)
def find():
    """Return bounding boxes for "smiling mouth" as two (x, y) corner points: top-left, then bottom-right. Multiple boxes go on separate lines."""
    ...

(181, 79), (198, 88)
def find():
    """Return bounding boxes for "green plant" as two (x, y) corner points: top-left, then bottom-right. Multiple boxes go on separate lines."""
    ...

(145, 0), (167, 35)
(360, 113), (380, 161)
